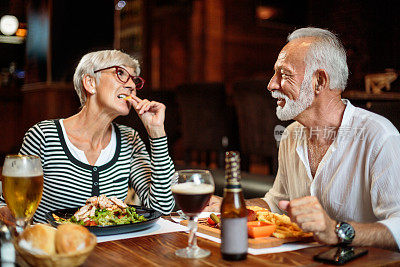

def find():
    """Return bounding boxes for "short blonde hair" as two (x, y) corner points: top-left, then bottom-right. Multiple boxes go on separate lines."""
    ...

(73, 50), (140, 106)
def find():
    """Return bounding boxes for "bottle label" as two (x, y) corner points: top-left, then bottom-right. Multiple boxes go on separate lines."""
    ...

(224, 188), (242, 193)
(221, 217), (248, 254)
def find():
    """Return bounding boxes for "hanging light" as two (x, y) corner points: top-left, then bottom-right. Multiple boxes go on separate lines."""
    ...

(115, 1), (126, 11)
(0, 15), (19, 36)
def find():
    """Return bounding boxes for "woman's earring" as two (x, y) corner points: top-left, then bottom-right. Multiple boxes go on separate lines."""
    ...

(91, 89), (96, 94)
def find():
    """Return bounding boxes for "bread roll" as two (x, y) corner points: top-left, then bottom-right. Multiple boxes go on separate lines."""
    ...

(20, 224), (57, 255)
(55, 223), (92, 254)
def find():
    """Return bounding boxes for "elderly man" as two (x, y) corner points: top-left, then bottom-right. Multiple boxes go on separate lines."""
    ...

(206, 27), (400, 250)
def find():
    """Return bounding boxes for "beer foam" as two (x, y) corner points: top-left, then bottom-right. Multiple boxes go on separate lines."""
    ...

(2, 156), (43, 177)
(171, 182), (214, 194)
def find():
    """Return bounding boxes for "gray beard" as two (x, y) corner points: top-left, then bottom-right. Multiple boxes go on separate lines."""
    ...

(275, 76), (314, 121)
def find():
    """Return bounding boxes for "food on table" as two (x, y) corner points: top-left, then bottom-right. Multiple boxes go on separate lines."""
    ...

(207, 213), (220, 228)
(53, 195), (147, 226)
(210, 213), (220, 224)
(247, 221), (276, 238)
(203, 206), (312, 239)
(19, 224), (57, 255)
(207, 209), (255, 228)
(18, 223), (94, 255)
(56, 223), (93, 254)
(247, 209), (257, 222)
(247, 206), (313, 239)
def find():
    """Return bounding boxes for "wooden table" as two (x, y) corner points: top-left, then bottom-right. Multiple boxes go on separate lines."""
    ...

(83, 231), (400, 266)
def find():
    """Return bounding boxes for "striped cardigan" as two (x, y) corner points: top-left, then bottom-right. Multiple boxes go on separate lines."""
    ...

(1, 119), (175, 222)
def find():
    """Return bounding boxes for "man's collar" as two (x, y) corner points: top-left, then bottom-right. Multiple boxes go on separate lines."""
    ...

(339, 99), (355, 128)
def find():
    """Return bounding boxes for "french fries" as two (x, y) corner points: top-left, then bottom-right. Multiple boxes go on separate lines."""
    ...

(246, 206), (312, 239)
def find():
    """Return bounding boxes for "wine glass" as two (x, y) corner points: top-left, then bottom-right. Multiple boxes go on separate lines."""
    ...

(171, 169), (215, 258)
(1, 155), (44, 233)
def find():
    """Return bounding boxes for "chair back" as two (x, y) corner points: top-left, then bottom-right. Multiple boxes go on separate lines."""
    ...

(232, 79), (291, 174)
(176, 82), (236, 167)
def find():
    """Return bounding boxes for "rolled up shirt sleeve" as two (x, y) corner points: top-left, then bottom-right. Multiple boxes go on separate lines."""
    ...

(263, 138), (289, 213)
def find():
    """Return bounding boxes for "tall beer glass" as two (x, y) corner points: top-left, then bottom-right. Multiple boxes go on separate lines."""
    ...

(171, 170), (214, 258)
(1, 155), (43, 232)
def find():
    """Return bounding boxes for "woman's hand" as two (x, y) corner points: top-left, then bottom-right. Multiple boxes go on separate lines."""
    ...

(127, 95), (166, 138)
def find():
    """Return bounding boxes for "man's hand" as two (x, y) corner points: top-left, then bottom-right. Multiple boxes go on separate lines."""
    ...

(279, 196), (338, 245)
(204, 195), (222, 212)
(127, 95), (166, 138)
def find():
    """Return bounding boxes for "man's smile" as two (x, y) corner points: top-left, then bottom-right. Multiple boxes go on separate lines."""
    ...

(277, 98), (286, 107)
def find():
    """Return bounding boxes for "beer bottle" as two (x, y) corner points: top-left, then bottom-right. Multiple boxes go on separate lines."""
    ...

(220, 151), (248, 261)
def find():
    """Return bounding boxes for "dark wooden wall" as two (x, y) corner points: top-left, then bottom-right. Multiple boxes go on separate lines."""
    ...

(308, 0), (400, 90)
(0, 0), (114, 162)
(145, 0), (293, 91)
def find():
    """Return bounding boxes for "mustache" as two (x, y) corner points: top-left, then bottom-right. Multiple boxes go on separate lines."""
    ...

(271, 91), (289, 100)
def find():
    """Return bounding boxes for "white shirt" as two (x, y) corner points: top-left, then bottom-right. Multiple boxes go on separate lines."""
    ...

(59, 119), (116, 166)
(264, 100), (400, 248)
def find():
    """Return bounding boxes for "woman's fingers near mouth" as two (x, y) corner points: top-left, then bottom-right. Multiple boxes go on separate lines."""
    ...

(131, 95), (142, 102)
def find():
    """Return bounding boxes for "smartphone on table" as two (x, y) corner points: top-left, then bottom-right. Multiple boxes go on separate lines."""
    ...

(314, 246), (368, 265)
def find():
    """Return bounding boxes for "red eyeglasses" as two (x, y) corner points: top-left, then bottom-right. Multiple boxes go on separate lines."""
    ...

(94, 66), (145, 90)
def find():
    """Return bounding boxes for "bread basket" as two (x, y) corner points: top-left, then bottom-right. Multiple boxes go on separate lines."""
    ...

(14, 232), (97, 267)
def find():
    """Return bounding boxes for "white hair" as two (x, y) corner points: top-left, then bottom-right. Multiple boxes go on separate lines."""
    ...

(288, 27), (349, 91)
(73, 50), (140, 106)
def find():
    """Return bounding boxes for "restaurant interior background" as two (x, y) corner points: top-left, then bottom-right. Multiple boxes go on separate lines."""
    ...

(1, 0), (400, 183)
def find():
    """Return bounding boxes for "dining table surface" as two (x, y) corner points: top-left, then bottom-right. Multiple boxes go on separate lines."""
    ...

(81, 217), (400, 267)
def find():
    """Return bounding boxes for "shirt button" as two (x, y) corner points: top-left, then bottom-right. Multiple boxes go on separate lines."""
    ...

(94, 182), (98, 186)
(93, 167), (97, 171)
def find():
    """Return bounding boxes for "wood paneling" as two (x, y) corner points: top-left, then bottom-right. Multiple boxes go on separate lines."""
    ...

(204, 0), (224, 82)
(21, 82), (80, 133)
(0, 90), (23, 159)
(148, 4), (190, 90)
(146, 0), (290, 90)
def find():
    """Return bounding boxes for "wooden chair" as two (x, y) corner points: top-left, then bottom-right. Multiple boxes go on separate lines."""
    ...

(176, 83), (237, 168)
(232, 79), (292, 175)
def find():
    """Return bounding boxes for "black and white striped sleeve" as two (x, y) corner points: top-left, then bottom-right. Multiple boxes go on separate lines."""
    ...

(129, 133), (175, 215)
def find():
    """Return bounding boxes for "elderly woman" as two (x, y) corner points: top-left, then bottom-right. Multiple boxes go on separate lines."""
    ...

(1, 50), (175, 223)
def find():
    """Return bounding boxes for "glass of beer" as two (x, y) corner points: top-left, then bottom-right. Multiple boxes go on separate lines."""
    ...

(171, 169), (214, 258)
(1, 155), (43, 233)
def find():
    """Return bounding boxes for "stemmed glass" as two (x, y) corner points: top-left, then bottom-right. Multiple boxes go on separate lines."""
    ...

(171, 170), (215, 258)
(1, 155), (44, 233)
